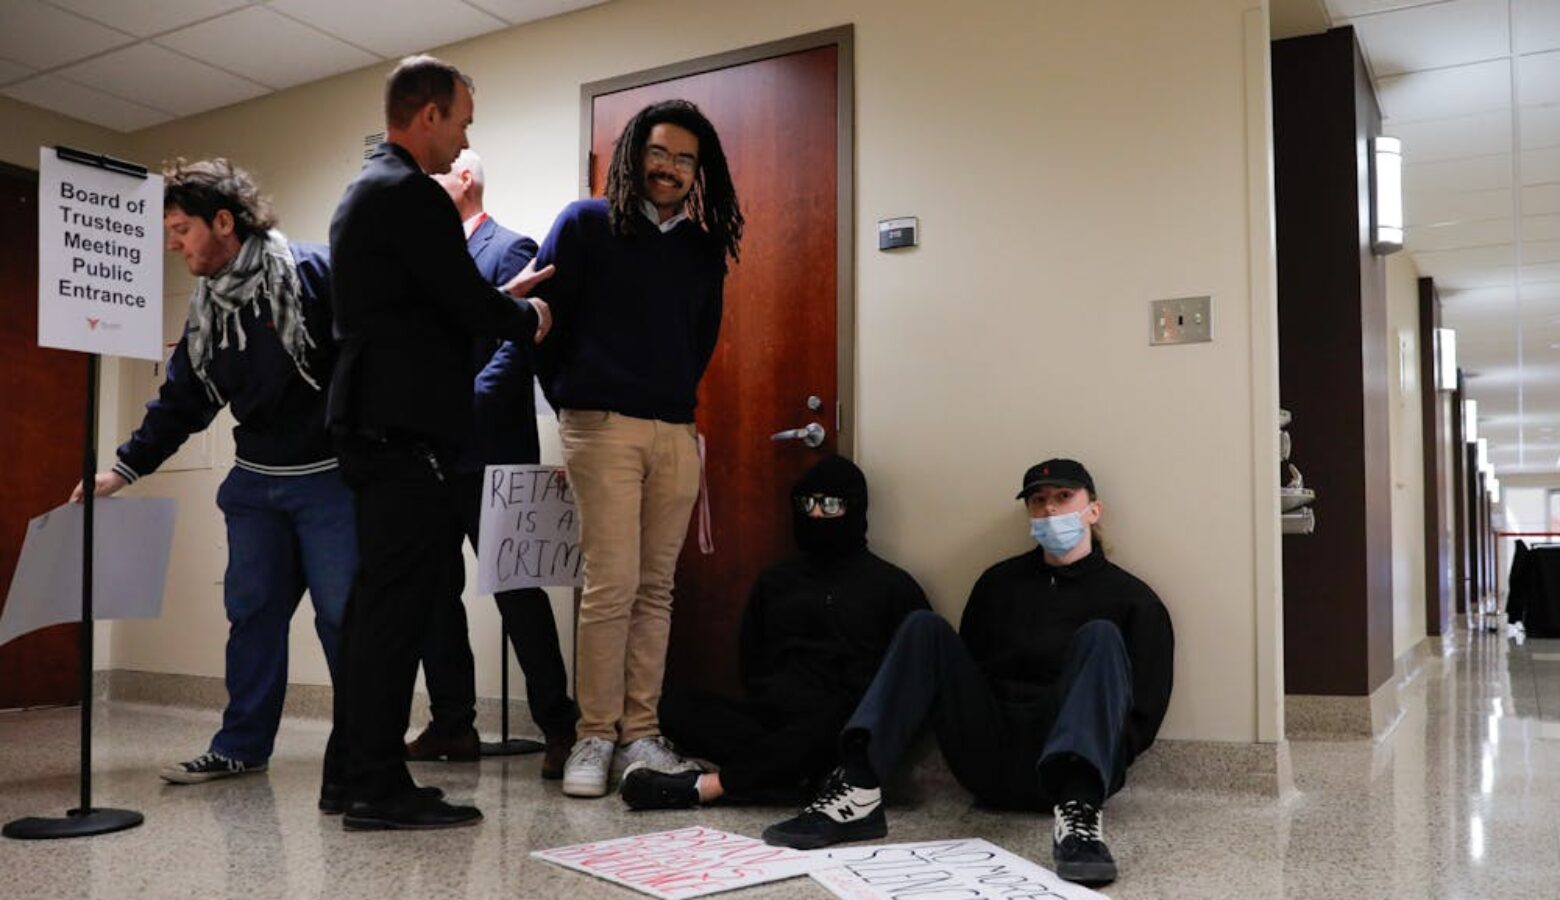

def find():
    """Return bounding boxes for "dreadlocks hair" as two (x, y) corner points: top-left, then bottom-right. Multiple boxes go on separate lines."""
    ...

(604, 99), (744, 270)
(163, 158), (276, 243)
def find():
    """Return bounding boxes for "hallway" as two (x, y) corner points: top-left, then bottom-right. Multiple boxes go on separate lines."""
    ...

(2, 629), (1558, 899)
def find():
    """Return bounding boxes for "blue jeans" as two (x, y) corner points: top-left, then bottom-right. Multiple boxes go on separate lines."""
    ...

(210, 466), (357, 764)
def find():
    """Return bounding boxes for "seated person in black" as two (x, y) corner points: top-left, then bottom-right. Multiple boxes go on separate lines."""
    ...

(762, 458), (1174, 888)
(619, 455), (929, 809)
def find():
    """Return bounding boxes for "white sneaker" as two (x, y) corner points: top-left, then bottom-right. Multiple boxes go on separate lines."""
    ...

(561, 737), (615, 798)
(610, 735), (701, 783)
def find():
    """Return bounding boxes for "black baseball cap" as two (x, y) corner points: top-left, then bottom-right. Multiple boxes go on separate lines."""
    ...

(1016, 458), (1094, 499)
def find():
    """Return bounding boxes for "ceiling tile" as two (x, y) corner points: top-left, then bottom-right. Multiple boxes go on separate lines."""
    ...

(1408, 186), (1513, 225)
(1524, 261), (1560, 284)
(157, 6), (379, 90)
(1516, 0), (1560, 55)
(1524, 105), (1560, 149)
(0, 0), (131, 69)
(1525, 240), (1560, 265)
(0, 58), (35, 86)
(462, 0), (608, 25)
(1343, 0), (1509, 77)
(1326, 0), (1444, 17)
(1524, 146), (1560, 184)
(1408, 217), (1515, 252)
(1526, 214), (1560, 242)
(1377, 58), (1511, 122)
(55, 42), (266, 117)
(47, 0), (247, 39)
(1518, 49), (1560, 106)
(1389, 109), (1511, 162)
(1405, 152), (1513, 194)
(1527, 183), (1560, 216)
(267, 0), (507, 58)
(2, 73), (171, 131)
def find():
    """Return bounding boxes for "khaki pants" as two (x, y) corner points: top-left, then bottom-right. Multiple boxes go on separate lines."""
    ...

(560, 409), (700, 743)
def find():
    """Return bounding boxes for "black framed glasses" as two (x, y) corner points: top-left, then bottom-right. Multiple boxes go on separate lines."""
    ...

(646, 144), (698, 173)
(795, 494), (847, 517)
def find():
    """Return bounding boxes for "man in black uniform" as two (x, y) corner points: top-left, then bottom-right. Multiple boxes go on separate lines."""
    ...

(620, 455), (928, 809)
(763, 458), (1174, 888)
(321, 55), (553, 831)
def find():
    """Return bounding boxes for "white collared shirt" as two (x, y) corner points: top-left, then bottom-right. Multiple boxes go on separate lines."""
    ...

(462, 211), (488, 240)
(642, 199), (688, 233)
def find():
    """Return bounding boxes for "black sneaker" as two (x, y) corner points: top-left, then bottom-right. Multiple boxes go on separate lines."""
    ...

(1052, 800), (1117, 886)
(620, 762), (701, 810)
(761, 768), (885, 850)
(159, 751), (267, 784)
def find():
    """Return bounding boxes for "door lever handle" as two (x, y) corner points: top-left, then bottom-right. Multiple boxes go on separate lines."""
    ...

(771, 422), (826, 449)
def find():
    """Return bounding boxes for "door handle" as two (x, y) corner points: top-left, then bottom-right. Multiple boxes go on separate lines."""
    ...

(771, 422), (826, 449)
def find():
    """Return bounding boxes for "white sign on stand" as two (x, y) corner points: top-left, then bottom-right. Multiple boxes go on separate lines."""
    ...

(37, 146), (164, 361)
(476, 464), (584, 593)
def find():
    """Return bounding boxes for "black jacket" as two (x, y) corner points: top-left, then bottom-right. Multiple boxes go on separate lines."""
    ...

(326, 142), (538, 445)
(959, 545), (1174, 767)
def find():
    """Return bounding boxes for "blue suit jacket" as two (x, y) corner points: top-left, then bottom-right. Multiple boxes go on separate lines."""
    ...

(463, 215), (541, 471)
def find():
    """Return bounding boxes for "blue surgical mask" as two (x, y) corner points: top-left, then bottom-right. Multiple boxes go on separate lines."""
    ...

(1030, 511), (1087, 556)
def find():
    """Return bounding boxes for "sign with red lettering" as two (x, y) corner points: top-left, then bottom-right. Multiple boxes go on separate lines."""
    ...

(532, 826), (822, 898)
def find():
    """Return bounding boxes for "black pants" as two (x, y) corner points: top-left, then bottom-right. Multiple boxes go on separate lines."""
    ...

(417, 470), (577, 740)
(323, 436), (466, 800)
(846, 610), (1133, 810)
(660, 689), (852, 801)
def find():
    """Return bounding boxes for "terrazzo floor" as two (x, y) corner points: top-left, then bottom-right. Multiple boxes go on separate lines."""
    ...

(3, 627), (1559, 899)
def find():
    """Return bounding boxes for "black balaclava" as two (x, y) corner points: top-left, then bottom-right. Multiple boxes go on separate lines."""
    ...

(791, 454), (869, 559)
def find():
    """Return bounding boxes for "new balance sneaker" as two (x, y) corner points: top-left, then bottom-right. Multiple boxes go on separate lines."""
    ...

(159, 751), (266, 785)
(620, 762), (701, 810)
(609, 735), (701, 782)
(1052, 800), (1117, 886)
(761, 767), (885, 850)
(561, 736), (615, 798)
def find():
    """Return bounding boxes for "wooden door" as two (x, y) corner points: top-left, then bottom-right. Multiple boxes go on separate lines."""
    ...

(0, 163), (85, 709)
(588, 41), (846, 695)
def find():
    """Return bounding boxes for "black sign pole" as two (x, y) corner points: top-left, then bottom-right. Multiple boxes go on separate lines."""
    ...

(4, 147), (146, 840)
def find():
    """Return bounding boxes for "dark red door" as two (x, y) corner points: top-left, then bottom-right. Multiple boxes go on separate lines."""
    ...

(589, 44), (842, 694)
(0, 163), (85, 709)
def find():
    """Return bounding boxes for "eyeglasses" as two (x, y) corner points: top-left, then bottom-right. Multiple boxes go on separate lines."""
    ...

(795, 495), (847, 517)
(646, 144), (698, 174)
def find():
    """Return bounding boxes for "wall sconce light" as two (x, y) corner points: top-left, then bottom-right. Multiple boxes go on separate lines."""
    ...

(1371, 136), (1403, 255)
(1465, 399), (1479, 443)
(1435, 328), (1457, 392)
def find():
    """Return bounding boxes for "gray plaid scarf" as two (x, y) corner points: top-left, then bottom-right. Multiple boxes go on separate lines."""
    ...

(184, 229), (318, 403)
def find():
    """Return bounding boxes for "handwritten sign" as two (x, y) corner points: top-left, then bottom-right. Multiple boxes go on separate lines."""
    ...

(37, 146), (164, 360)
(476, 464), (583, 592)
(810, 839), (1108, 900)
(533, 826), (822, 899)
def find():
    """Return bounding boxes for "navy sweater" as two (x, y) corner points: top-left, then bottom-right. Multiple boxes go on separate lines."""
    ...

(114, 243), (337, 482)
(530, 199), (725, 424)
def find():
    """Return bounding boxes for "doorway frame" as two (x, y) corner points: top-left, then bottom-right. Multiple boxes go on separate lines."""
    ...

(577, 24), (857, 455)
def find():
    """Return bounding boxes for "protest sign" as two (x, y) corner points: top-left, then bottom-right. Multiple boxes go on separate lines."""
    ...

(533, 826), (823, 899)
(476, 464), (583, 592)
(809, 839), (1108, 900)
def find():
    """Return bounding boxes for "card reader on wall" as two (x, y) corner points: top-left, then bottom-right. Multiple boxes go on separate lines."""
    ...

(878, 217), (918, 250)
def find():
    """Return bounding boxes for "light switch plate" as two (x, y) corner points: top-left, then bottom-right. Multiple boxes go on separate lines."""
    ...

(1150, 296), (1212, 345)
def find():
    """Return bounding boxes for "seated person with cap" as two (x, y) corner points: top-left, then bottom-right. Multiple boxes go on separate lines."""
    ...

(619, 454), (929, 810)
(761, 458), (1174, 888)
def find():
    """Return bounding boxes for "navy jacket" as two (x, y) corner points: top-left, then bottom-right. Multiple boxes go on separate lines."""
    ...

(326, 142), (539, 446)
(461, 215), (540, 471)
(114, 242), (336, 482)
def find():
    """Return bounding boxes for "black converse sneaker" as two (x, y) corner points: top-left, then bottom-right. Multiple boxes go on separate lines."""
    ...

(761, 767), (886, 850)
(159, 751), (267, 785)
(619, 762), (701, 810)
(1052, 800), (1117, 886)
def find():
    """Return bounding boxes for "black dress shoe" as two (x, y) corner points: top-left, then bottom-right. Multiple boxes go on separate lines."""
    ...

(320, 783), (444, 815)
(342, 790), (481, 831)
(406, 725), (480, 762)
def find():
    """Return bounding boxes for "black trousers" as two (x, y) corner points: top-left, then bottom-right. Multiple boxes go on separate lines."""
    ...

(846, 610), (1133, 810)
(660, 689), (852, 801)
(417, 470), (576, 740)
(324, 436), (466, 799)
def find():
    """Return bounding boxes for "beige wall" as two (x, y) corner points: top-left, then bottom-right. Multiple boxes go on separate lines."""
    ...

(1385, 252), (1426, 661)
(89, 0), (1283, 743)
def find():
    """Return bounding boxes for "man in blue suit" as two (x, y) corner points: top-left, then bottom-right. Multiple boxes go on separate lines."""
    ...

(406, 149), (578, 775)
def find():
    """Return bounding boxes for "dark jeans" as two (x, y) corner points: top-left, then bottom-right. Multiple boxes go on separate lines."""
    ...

(660, 689), (851, 801)
(846, 610), (1133, 810)
(210, 467), (356, 764)
(417, 470), (577, 740)
(324, 436), (466, 799)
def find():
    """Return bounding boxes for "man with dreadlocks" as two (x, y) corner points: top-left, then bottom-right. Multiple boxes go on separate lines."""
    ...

(527, 99), (743, 799)
(72, 158), (356, 787)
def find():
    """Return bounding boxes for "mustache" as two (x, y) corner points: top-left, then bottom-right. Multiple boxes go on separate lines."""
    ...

(647, 170), (685, 189)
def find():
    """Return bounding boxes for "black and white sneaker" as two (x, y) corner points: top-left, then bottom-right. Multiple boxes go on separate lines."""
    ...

(619, 762), (701, 810)
(159, 751), (267, 785)
(1052, 800), (1117, 886)
(761, 767), (885, 850)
